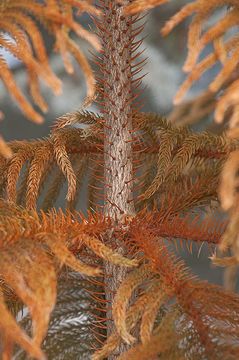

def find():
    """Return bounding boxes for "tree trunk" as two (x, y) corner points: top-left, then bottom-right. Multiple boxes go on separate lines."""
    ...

(101, 0), (136, 358)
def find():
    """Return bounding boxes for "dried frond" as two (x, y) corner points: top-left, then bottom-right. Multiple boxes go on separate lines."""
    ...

(52, 110), (100, 131)
(6, 141), (37, 203)
(1, 121), (99, 209)
(16, 162), (30, 205)
(139, 283), (166, 345)
(0, 293), (46, 360)
(163, 1), (239, 129)
(118, 310), (182, 360)
(210, 253), (238, 267)
(82, 234), (138, 267)
(41, 166), (67, 212)
(0, 1), (237, 358)
(53, 131), (77, 202)
(126, 0), (239, 129)
(122, 231), (239, 359)
(3, 111), (238, 214)
(123, 0), (169, 14)
(92, 277), (164, 360)
(17, 268), (104, 359)
(0, 0), (101, 125)
(135, 112), (237, 207)
(41, 234), (101, 276)
(1, 102), (239, 359)
(216, 150), (239, 273)
(168, 89), (216, 127)
(26, 144), (53, 210)
(148, 212), (226, 247)
(0, 199), (140, 358)
(0, 135), (12, 160)
(66, 155), (89, 211)
(1, 241), (57, 345)
(112, 264), (152, 344)
(94, 222), (239, 359)
(219, 149), (239, 212)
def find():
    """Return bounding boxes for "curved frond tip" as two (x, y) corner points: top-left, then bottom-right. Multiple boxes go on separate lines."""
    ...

(0, 0), (100, 126)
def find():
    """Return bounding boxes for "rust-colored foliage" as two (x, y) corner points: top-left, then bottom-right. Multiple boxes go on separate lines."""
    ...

(0, 110), (239, 358)
(0, 111), (236, 213)
(126, 0), (239, 131)
(1, 0), (239, 359)
(0, 0), (102, 123)
(0, 0), (101, 157)
(0, 200), (138, 358)
(125, 0), (239, 310)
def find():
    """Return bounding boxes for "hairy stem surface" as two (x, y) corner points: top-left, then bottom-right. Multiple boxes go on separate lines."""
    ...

(102, 0), (136, 358)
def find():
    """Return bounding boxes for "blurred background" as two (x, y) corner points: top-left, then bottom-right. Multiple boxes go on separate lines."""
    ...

(0, 1), (237, 359)
(0, 1), (224, 140)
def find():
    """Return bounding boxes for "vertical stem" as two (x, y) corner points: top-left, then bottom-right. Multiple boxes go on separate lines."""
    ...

(103, 0), (135, 219)
(102, 0), (136, 358)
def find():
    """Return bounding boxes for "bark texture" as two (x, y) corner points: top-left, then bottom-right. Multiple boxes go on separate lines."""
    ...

(102, 1), (136, 359)
(103, 0), (135, 219)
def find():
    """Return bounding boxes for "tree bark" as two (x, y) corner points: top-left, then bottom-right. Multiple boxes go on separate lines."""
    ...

(102, 0), (134, 219)
(102, 0), (136, 358)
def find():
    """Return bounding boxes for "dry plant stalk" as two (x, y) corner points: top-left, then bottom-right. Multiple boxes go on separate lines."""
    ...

(89, 0), (145, 357)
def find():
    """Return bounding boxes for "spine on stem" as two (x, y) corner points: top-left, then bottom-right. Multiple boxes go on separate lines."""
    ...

(90, 0), (146, 357)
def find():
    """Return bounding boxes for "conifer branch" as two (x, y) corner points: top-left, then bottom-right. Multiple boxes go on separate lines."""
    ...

(1, 1), (239, 359)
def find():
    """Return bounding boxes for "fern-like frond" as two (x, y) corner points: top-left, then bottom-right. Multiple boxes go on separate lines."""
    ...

(214, 150), (239, 277)
(0, 199), (138, 359)
(124, 0), (169, 14)
(16, 269), (105, 359)
(94, 229), (239, 359)
(126, 0), (239, 130)
(52, 110), (100, 131)
(112, 263), (153, 344)
(0, 0), (101, 158)
(53, 130), (78, 202)
(0, 121), (99, 209)
(0, 0), (101, 126)
(146, 212), (225, 247)
(133, 113), (238, 210)
(2, 111), (238, 212)
(41, 166), (67, 212)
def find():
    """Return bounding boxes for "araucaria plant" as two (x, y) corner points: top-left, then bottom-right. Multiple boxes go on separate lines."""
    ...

(1, 0), (239, 359)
